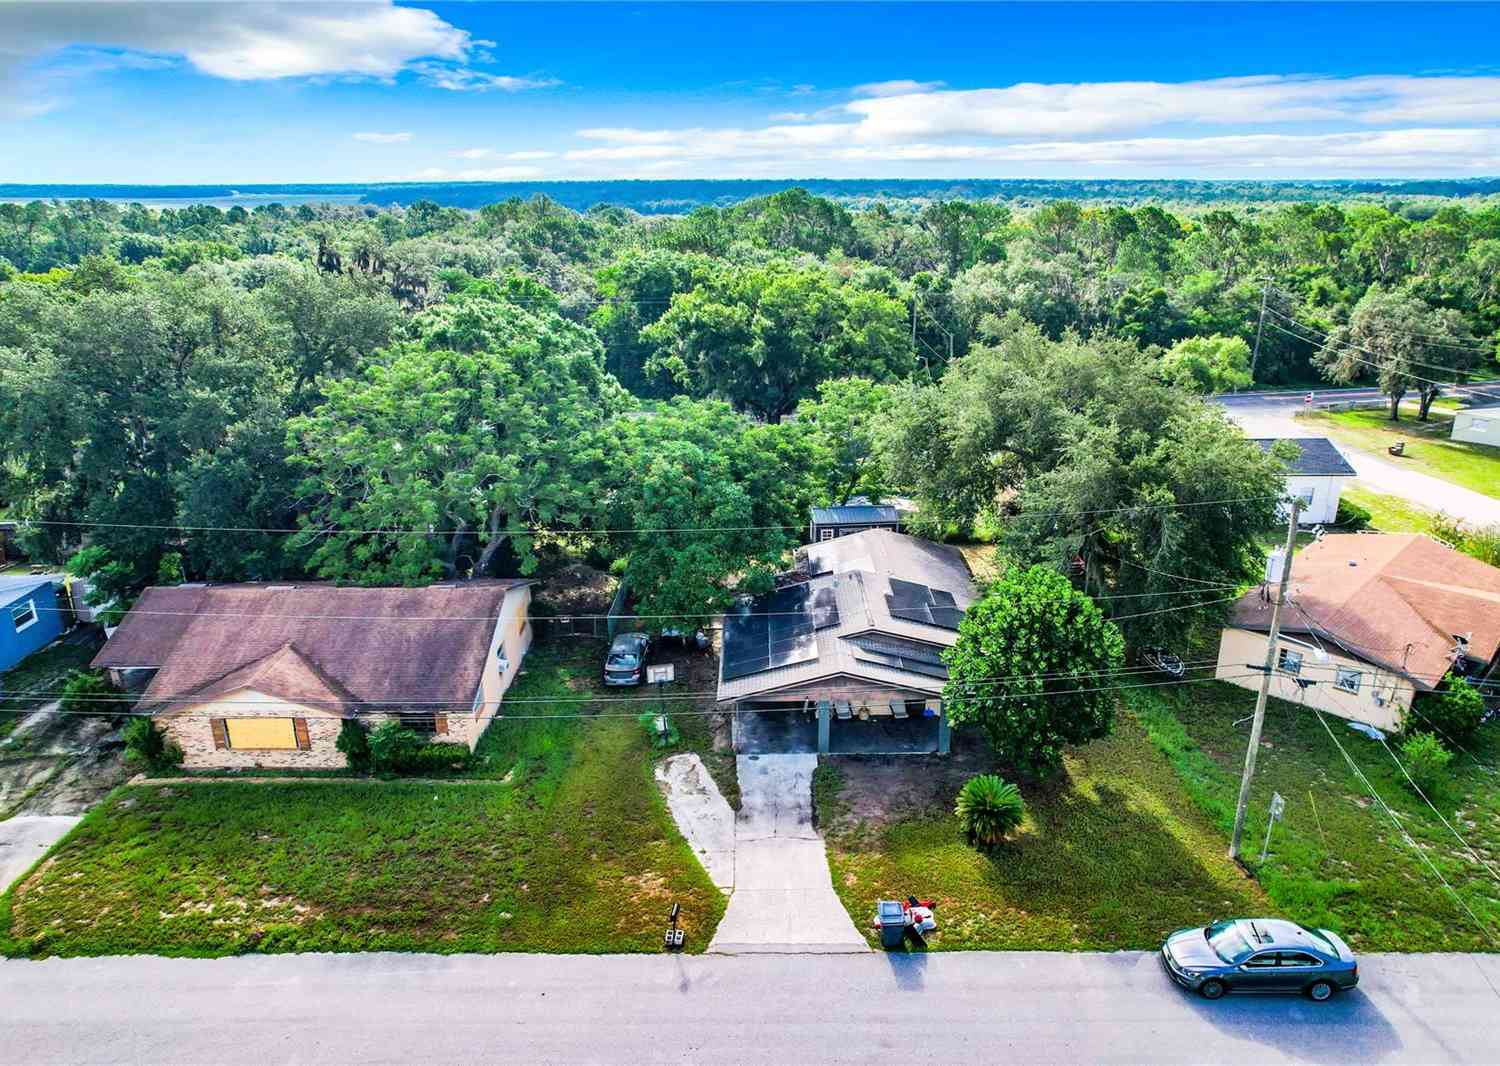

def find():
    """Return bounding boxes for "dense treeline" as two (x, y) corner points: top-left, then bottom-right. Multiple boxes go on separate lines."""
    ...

(0, 189), (1495, 641)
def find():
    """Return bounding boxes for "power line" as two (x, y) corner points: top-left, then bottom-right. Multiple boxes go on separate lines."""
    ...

(1265, 305), (1492, 371)
(12, 493), (1287, 538)
(1264, 317), (1481, 392)
(1310, 705), (1500, 949)
(1266, 288), (1497, 353)
(1377, 733), (1500, 888)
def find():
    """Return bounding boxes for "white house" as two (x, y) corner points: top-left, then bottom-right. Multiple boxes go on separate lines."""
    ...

(1451, 403), (1500, 446)
(1251, 437), (1356, 525)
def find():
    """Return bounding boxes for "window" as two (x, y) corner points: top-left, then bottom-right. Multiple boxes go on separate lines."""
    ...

(9, 598), (38, 633)
(400, 713), (438, 735)
(223, 718), (299, 750)
(1277, 648), (1303, 675)
(1242, 952), (1280, 969)
(1294, 489), (1315, 507)
(1334, 667), (1362, 694)
(819, 529), (835, 542)
(1278, 952), (1322, 968)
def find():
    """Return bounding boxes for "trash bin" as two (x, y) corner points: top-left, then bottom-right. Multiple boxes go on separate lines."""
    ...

(874, 900), (907, 950)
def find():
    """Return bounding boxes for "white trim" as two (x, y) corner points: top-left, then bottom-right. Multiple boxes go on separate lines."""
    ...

(9, 597), (38, 633)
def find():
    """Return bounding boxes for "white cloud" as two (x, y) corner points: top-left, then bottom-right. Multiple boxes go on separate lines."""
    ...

(851, 79), (946, 98)
(547, 73), (1500, 178)
(404, 164), (547, 181)
(412, 64), (559, 93)
(0, 2), (557, 117)
(845, 74), (1500, 141)
(353, 131), (412, 144)
(452, 147), (556, 161)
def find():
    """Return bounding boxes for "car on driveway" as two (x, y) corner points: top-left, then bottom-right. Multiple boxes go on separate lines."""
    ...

(604, 632), (652, 686)
(1161, 918), (1358, 1001)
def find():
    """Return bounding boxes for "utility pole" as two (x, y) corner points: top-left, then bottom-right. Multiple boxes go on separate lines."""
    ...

(1228, 497), (1301, 861)
(1247, 278), (1270, 390)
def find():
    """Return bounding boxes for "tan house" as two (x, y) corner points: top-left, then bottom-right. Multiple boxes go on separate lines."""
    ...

(1215, 534), (1500, 732)
(93, 580), (533, 769)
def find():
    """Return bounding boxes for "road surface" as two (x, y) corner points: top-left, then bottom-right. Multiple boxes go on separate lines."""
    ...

(3, 950), (1498, 1064)
(1218, 385), (1500, 525)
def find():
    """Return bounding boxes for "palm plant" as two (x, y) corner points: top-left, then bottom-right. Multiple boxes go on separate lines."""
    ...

(954, 774), (1025, 848)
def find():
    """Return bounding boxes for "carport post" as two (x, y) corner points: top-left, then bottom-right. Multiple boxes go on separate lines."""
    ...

(817, 701), (831, 754)
(937, 711), (950, 755)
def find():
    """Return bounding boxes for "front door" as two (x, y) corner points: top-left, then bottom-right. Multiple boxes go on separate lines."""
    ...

(1235, 951), (1293, 992)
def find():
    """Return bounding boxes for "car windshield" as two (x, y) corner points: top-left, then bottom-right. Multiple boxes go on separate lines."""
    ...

(607, 652), (640, 669)
(1206, 920), (1253, 963)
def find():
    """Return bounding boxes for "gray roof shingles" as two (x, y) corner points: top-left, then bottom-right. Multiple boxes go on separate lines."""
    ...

(1251, 437), (1357, 477)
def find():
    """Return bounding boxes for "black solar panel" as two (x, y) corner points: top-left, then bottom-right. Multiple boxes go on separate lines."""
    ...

(885, 578), (964, 631)
(722, 583), (821, 681)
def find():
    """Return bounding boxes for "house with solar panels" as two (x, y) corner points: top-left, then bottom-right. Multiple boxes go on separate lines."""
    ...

(717, 529), (977, 756)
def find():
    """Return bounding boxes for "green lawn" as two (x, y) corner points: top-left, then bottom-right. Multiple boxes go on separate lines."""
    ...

(818, 714), (1269, 951)
(0, 640), (726, 958)
(1134, 682), (1500, 953)
(1339, 483), (1437, 533)
(1304, 405), (1500, 500)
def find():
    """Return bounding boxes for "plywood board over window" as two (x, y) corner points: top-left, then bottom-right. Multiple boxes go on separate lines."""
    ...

(224, 717), (299, 750)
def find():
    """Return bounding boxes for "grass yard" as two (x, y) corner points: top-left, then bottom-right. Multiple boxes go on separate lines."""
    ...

(1303, 405), (1500, 500)
(1134, 682), (1500, 953)
(817, 714), (1268, 951)
(1339, 483), (1437, 533)
(0, 640), (725, 958)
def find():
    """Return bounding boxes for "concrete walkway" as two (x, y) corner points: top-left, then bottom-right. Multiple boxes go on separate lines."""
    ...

(654, 754), (735, 891)
(5, 950), (1498, 1064)
(0, 815), (80, 892)
(707, 754), (868, 955)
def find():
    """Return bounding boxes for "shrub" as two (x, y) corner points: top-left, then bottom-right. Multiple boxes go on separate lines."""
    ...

(1430, 515), (1500, 568)
(122, 717), (183, 773)
(1398, 732), (1453, 796)
(58, 670), (117, 715)
(336, 718), (372, 772)
(954, 774), (1025, 848)
(367, 722), (427, 774)
(637, 711), (679, 748)
(1334, 496), (1372, 531)
(366, 721), (471, 775)
(1408, 677), (1487, 743)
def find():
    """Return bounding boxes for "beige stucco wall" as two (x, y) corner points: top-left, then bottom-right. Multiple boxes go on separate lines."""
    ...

(1215, 627), (1413, 732)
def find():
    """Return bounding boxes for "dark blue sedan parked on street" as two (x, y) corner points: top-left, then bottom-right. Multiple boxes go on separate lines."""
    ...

(1161, 918), (1359, 1001)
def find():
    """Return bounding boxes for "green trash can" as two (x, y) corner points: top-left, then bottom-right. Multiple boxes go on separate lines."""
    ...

(875, 900), (907, 950)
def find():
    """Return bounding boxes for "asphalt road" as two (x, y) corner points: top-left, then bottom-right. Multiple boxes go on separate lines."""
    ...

(1217, 383), (1500, 525)
(4, 950), (1499, 1064)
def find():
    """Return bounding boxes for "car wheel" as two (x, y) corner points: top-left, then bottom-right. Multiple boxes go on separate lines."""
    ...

(1199, 979), (1226, 1001)
(1306, 980), (1336, 1002)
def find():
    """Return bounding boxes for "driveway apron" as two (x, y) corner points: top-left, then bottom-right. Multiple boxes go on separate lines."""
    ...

(708, 754), (869, 954)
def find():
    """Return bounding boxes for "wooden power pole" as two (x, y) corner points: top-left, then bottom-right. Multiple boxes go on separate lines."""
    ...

(1228, 498), (1301, 861)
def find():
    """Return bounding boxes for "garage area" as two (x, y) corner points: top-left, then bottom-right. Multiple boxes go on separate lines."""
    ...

(733, 703), (945, 756)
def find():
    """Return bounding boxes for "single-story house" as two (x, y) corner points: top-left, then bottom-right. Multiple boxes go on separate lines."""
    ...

(1251, 437), (1356, 525)
(1, 574), (65, 673)
(1215, 533), (1500, 732)
(718, 529), (976, 755)
(92, 580), (534, 769)
(809, 503), (900, 543)
(1451, 403), (1500, 446)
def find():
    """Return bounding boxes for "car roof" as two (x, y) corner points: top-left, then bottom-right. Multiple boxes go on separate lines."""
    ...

(1236, 918), (1329, 953)
(610, 632), (649, 650)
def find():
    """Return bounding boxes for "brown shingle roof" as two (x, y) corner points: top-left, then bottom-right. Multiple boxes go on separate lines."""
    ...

(93, 581), (527, 713)
(1227, 534), (1500, 690)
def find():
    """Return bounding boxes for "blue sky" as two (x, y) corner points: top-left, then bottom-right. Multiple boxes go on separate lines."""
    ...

(2, 1), (1498, 182)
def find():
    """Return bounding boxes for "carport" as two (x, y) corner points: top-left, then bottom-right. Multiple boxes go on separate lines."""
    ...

(732, 700), (948, 756)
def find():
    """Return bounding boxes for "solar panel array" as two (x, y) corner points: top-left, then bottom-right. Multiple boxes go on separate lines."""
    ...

(848, 635), (950, 680)
(721, 580), (833, 682)
(885, 578), (964, 630)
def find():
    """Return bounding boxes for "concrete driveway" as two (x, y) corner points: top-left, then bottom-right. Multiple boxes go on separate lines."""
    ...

(707, 754), (868, 954)
(0, 815), (80, 892)
(4, 949), (1498, 1064)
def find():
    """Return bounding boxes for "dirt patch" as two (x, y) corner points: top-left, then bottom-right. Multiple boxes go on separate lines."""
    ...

(532, 563), (618, 616)
(821, 731), (994, 833)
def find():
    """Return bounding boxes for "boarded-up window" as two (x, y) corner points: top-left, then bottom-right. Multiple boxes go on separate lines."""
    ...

(432, 714), (448, 735)
(211, 718), (229, 749)
(224, 717), (299, 750)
